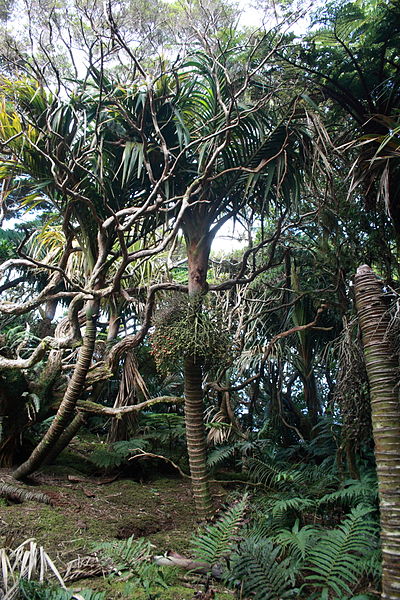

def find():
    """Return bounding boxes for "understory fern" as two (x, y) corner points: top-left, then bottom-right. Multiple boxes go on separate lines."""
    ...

(19, 581), (105, 600)
(274, 520), (320, 562)
(95, 537), (173, 594)
(89, 438), (149, 469)
(229, 538), (298, 599)
(95, 537), (153, 572)
(318, 473), (378, 509)
(191, 495), (248, 571)
(303, 505), (380, 598)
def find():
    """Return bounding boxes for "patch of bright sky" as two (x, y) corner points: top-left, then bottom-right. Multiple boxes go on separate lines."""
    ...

(212, 1), (319, 254)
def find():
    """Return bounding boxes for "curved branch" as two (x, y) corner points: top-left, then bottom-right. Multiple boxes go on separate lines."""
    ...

(76, 395), (184, 416)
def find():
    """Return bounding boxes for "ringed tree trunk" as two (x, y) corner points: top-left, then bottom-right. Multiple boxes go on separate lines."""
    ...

(354, 264), (400, 599)
(181, 211), (214, 518)
(12, 298), (100, 480)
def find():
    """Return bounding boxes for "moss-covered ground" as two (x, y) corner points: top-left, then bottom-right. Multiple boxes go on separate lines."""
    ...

(0, 449), (233, 599)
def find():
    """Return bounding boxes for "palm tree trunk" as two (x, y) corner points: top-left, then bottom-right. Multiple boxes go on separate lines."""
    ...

(13, 299), (99, 480)
(182, 213), (214, 518)
(184, 356), (213, 517)
(354, 264), (400, 599)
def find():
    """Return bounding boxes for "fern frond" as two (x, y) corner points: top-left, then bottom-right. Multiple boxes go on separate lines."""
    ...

(274, 520), (321, 562)
(247, 457), (301, 489)
(318, 474), (378, 509)
(229, 538), (298, 599)
(304, 505), (379, 597)
(96, 536), (153, 573)
(192, 495), (248, 568)
(271, 496), (317, 516)
(89, 438), (149, 469)
(207, 444), (236, 469)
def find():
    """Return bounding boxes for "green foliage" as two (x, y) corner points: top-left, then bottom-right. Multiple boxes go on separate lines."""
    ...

(139, 413), (186, 450)
(247, 456), (306, 490)
(19, 580), (106, 600)
(19, 580), (71, 600)
(89, 438), (150, 469)
(274, 520), (320, 562)
(228, 538), (298, 599)
(150, 295), (233, 375)
(4, 325), (40, 354)
(303, 506), (380, 598)
(319, 472), (378, 509)
(96, 537), (175, 598)
(191, 495), (248, 571)
(206, 443), (236, 469)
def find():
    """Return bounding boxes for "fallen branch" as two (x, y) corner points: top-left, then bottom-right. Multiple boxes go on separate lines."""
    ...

(154, 551), (222, 578)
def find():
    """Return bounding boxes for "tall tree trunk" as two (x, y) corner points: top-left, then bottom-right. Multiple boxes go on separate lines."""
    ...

(184, 356), (213, 517)
(354, 264), (400, 599)
(182, 211), (214, 518)
(12, 299), (99, 480)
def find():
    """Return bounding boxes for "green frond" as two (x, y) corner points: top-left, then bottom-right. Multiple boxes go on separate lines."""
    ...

(191, 495), (248, 569)
(207, 443), (236, 469)
(271, 496), (317, 517)
(19, 581), (106, 600)
(95, 537), (173, 593)
(274, 520), (321, 562)
(89, 438), (149, 469)
(247, 456), (304, 490)
(318, 473), (378, 509)
(303, 505), (379, 598)
(228, 538), (298, 599)
(96, 536), (153, 573)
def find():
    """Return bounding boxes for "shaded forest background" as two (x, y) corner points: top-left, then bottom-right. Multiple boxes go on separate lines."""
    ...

(0, 0), (400, 598)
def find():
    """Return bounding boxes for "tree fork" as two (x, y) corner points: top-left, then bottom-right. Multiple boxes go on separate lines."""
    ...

(354, 265), (400, 599)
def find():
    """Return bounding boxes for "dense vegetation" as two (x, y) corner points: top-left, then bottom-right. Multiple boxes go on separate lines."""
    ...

(0, 0), (399, 598)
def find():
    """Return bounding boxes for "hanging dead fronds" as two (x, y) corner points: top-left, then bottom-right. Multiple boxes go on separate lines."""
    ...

(333, 317), (371, 449)
(108, 351), (149, 443)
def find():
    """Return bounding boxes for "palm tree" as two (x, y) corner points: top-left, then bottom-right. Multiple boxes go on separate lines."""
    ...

(275, 0), (400, 246)
(354, 265), (400, 599)
(0, 48), (308, 512)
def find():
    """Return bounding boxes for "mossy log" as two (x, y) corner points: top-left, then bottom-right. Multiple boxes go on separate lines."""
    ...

(0, 483), (53, 505)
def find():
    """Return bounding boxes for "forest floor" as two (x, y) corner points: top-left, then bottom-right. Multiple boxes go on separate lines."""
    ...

(0, 444), (235, 599)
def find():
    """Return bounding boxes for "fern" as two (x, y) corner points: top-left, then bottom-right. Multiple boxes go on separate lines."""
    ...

(89, 438), (149, 469)
(96, 536), (153, 573)
(228, 538), (298, 599)
(139, 413), (186, 448)
(95, 537), (173, 595)
(318, 474), (378, 509)
(274, 520), (321, 562)
(207, 443), (236, 469)
(270, 496), (317, 516)
(19, 580), (71, 600)
(191, 495), (247, 570)
(247, 457), (303, 489)
(303, 505), (379, 598)
(19, 581), (106, 599)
